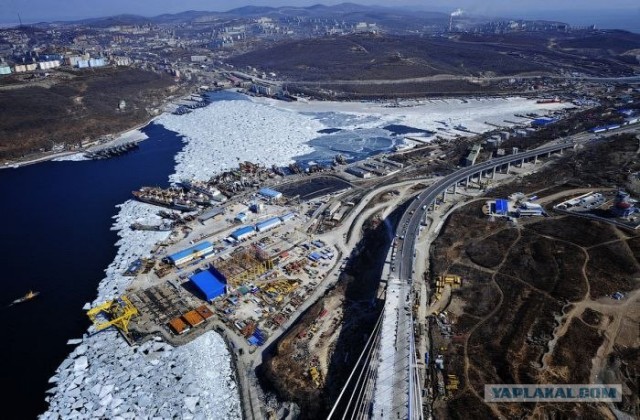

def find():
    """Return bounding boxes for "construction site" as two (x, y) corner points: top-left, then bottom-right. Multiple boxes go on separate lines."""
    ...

(83, 169), (348, 354)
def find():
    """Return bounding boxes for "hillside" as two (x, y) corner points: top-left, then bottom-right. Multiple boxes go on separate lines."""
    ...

(230, 31), (640, 83)
(0, 68), (178, 160)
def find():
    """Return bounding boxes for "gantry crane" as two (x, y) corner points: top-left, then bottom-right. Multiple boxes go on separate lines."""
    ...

(86, 296), (139, 334)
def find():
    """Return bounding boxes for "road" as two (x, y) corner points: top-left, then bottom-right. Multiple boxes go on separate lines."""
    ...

(271, 74), (640, 87)
(396, 142), (574, 283)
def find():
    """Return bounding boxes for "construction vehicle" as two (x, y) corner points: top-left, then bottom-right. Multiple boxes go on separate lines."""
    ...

(309, 367), (322, 388)
(86, 296), (139, 335)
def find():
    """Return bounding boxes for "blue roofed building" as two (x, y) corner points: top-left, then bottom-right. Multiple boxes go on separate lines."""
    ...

(256, 217), (282, 232)
(168, 241), (214, 266)
(230, 226), (256, 241)
(258, 187), (282, 200)
(190, 268), (227, 301)
(531, 117), (557, 127)
(494, 199), (508, 216)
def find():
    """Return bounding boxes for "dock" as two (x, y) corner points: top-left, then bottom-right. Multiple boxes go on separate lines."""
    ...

(84, 141), (139, 160)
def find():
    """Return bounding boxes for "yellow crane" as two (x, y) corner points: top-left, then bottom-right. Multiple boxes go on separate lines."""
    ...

(86, 296), (139, 334)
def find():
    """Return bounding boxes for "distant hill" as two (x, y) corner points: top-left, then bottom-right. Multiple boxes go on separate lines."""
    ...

(229, 31), (640, 82)
(43, 3), (450, 32)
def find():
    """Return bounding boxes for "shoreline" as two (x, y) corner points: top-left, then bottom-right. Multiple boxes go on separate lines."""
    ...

(0, 89), (203, 170)
(1, 117), (159, 170)
(39, 91), (576, 417)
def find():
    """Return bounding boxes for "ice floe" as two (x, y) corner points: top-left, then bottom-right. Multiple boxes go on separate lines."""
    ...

(42, 200), (241, 419)
(157, 99), (323, 182)
(43, 92), (571, 419)
(256, 95), (570, 139)
(42, 330), (241, 419)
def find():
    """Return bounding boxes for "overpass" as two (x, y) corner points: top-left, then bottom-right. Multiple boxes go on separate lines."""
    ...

(396, 142), (576, 282)
(329, 141), (576, 419)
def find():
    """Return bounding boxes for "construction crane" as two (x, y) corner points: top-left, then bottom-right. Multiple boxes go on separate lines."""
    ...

(86, 296), (139, 334)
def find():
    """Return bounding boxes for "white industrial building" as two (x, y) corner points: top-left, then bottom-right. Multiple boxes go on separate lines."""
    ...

(516, 202), (544, 217)
(38, 60), (61, 70)
(255, 217), (282, 232)
(13, 63), (37, 73)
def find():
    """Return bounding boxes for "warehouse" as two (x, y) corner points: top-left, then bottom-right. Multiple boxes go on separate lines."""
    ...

(190, 268), (227, 301)
(198, 207), (224, 222)
(516, 202), (544, 217)
(259, 187), (282, 200)
(345, 167), (372, 178)
(167, 241), (214, 266)
(279, 212), (295, 222)
(230, 226), (256, 241)
(256, 217), (282, 232)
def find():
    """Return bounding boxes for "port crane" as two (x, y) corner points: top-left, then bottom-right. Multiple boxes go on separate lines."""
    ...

(86, 296), (139, 334)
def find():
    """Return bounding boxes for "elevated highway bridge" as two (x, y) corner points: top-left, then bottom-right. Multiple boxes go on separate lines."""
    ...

(329, 141), (576, 419)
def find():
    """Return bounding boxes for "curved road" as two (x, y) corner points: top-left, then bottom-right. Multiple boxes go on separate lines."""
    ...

(396, 142), (574, 282)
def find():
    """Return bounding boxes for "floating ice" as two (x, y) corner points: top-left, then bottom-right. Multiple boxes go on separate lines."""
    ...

(156, 99), (323, 182)
(42, 199), (241, 418)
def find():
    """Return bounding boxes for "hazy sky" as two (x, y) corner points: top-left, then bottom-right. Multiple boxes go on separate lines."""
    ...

(2, 0), (639, 23)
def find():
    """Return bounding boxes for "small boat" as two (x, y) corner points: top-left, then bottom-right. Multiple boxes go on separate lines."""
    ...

(11, 290), (39, 305)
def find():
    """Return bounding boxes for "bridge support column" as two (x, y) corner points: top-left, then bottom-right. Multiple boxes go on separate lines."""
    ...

(453, 183), (457, 194)
(465, 176), (469, 188)
(534, 155), (538, 165)
(520, 158), (525, 167)
(506, 162), (510, 173)
(547, 152), (552, 158)
(559, 148), (563, 155)
(492, 167), (496, 179)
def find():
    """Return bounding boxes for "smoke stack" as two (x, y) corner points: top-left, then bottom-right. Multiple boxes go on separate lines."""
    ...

(449, 8), (463, 32)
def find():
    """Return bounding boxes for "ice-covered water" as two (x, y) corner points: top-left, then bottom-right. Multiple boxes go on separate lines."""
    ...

(157, 99), (323, 182)
(42, 203), (242, 418)
(43, 92), (572, 418)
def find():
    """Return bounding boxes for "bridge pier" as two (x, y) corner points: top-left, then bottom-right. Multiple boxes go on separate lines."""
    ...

(506, 162), (510, 173)
(441, 191), (446, 202)
(452, 183), (457, 195)
(492, 167), (496, 179)
(465, 176), (469, 188)
(520, 158), (525, 167)
(534, 155), (538, 165)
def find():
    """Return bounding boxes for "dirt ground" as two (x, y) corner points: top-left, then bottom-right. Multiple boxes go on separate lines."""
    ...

(427, 134), (640, 419)
(258, 212), (392, 419)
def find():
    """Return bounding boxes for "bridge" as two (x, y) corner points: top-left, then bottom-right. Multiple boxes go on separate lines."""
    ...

(328, 141), (575, 419)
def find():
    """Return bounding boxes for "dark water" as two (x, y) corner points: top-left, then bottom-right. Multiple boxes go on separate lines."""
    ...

(383, 124), (434, 136)
(317, 128), (343, 134)
(0, 123), (184, 419)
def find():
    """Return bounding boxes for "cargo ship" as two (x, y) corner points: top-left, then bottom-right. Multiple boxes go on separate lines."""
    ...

(130, 222), (173, 231)
(132, 188), (198, 212)
(11, 290), (39, 305)
(180, 180), (221, 199)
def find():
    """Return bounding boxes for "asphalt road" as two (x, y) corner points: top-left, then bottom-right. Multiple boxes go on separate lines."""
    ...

(395, 142), (575, 283)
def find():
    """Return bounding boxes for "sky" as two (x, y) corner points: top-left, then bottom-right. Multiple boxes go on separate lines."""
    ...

(1, 0), (639, 27)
